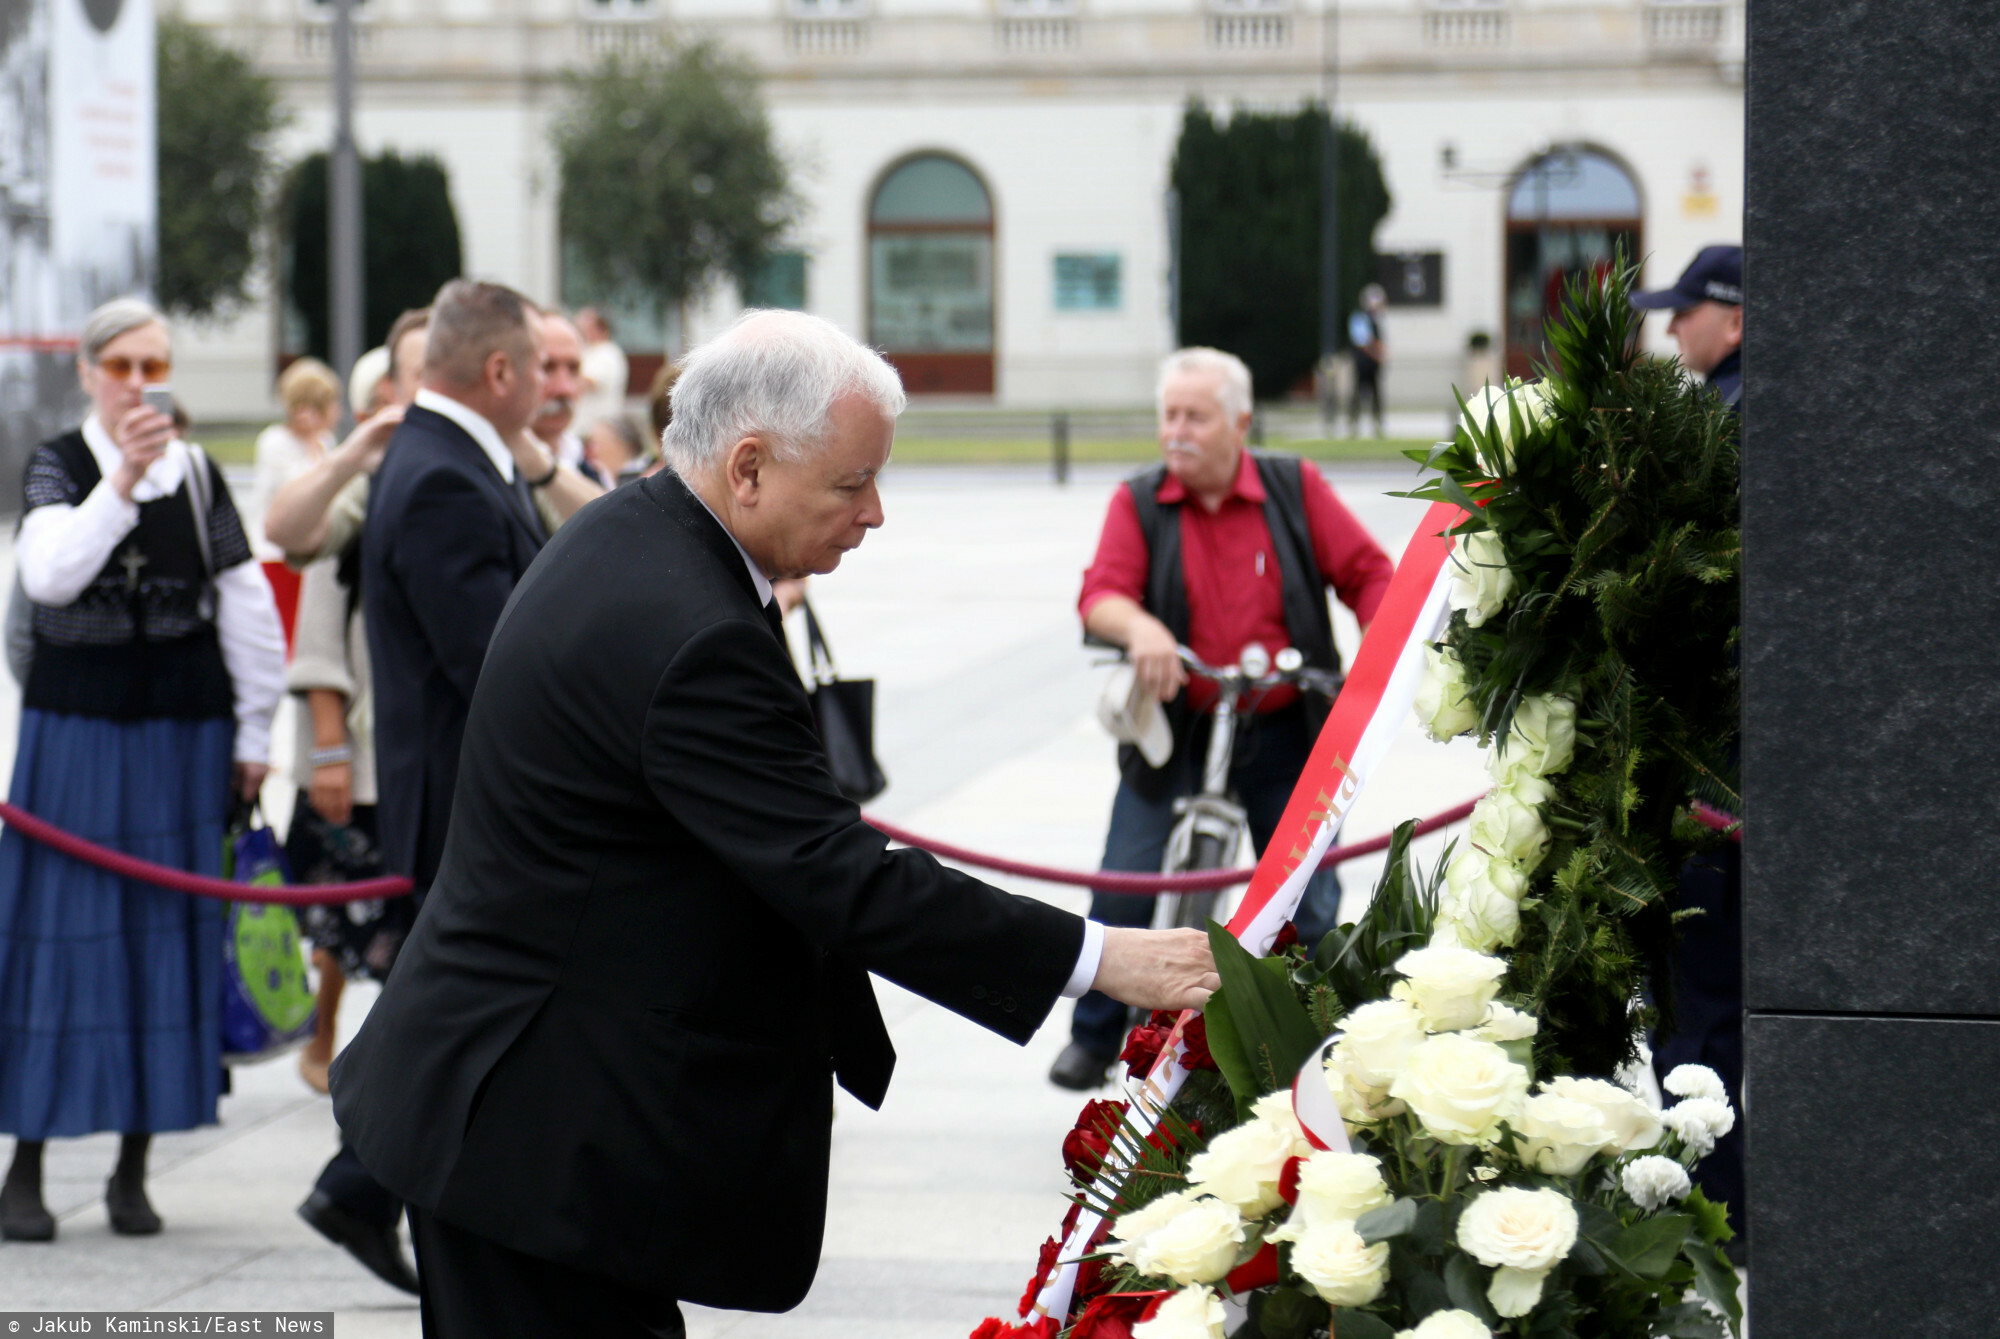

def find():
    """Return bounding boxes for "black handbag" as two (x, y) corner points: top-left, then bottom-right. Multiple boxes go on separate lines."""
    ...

(801, 600), (887, 803)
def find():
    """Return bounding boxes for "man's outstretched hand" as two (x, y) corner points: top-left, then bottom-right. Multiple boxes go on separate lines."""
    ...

(1091, 927), (1220, 1013)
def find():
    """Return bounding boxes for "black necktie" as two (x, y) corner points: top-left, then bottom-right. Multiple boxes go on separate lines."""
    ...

(513, 472), (547, 544)
(761, 596), (785, 644)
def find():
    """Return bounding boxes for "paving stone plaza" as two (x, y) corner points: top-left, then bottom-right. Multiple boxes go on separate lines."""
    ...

(0, 460), (1490, 1333)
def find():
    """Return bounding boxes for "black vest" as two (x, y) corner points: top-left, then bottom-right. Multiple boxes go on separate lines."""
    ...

(22, 432), (232, 721)
(1119, 452), (1341, 794)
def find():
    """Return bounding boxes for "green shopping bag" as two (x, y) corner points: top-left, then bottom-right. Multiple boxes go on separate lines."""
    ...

(220, 808), (317, 1064)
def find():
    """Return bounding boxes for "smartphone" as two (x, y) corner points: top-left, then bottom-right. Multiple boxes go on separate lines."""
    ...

(140, 385), (175, 418)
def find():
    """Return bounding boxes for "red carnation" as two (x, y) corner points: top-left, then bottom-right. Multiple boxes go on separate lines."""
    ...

(1118, 1021), (1172, 1078)
(1068, 1292), (1164, 1339)
(1272, 921), (1300, 952)
(1177, 1014), (1219, 1072)
(1017, 1236), (1063, 1317)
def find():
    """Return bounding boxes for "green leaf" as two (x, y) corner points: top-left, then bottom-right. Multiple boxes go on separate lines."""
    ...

(1652, 1300), (1728, 1338)
(1610, 1213), (1693, 1279)
(1443, 1251), (1500, 1324)
(1685, 1236), (1743, 1331)
(1327, 1312), (1395, 1339)
(1197, 986), (1262, 1120)
(1205, 921), (1322, 1098)
(1683, 1185), (1736, 1245)
(1353, 1197), (1422, 1245)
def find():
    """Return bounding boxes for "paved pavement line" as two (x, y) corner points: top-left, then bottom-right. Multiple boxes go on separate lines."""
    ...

(147, 1243), (278, 1310)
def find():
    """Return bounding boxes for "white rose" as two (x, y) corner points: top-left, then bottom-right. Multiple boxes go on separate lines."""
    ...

(1396, 1310), (1495, 1339)
(1662, 1064), (1728, 1104)
(1250, 1088), (1316, 1154)
(1435, 866), (1524, 954)
(1128, 1196), (1247, 1286)
(1392, 944), (1509, 1032)
(1456, 1186), (1579, 1318)
(1186, 1112), (1301, 1216)
(1415, 643), (1481, 742)
(1620, 1155), (1693, 1211)
(1448, 529), (1517, 629)
(1472, 1002), (1540, 1043)
(1334, 999), (1428, 1086)
(1388, 1033), (1529, 1146)
(1512, 1092), (1612, 1177)
(1461, 379), (1554, 475)
(1326, 1047), (1406, 1125)
(1132, 1286), (1228, 1339)
(1108, 1191), (1202, 1267)
(1267, 1151), (1391, 1243)
(1290, 1224), (1390, 1307)
(1542, 1076), (1664, 1154)
(1468, 776), (1554, 869)
(1489, 695), (1578, 783)
(1662, 1097), (1736, 1159)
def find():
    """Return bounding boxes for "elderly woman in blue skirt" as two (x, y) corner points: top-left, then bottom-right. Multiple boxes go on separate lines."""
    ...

(0, 299), (285, 1241)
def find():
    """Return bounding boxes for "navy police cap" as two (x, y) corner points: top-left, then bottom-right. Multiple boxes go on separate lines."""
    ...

(1631, 244), (1742, 310)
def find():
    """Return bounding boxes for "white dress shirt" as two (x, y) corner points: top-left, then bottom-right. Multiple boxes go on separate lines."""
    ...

(414, 388), (515, 484)
(15, 417), (287, 764)
(685, 476), (1104, 998)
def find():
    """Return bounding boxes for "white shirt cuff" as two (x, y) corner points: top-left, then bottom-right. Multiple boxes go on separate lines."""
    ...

(1060, 919), (1106, 1000)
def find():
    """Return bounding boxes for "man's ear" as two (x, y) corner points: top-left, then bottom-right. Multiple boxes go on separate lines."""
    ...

(723, 436), (765, 504)
(484, 349), (513, 398)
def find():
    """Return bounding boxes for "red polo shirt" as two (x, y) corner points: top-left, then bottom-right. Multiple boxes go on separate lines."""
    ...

(1079, 451), (1395, 713)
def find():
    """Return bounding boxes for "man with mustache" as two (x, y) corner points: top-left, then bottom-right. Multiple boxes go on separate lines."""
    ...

(1048, 346), (1395, 1091)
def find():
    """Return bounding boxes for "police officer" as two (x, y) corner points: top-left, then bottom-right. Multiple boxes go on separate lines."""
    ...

(1634, 243), (1746, 1259)
(1632, 244), (1742, 408)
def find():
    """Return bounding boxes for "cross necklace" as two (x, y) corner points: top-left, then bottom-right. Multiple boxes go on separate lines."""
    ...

(119, 546), (148, 593)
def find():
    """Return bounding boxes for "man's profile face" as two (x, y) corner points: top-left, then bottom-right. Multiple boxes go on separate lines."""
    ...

(1665, 300), (1742, 378)
(535, 315), (585, 442)
(747, 393), (891, 579)
(1158, 370), (1248, 499)
(487, 322), (548, 437)
(390, 327), (428, 406)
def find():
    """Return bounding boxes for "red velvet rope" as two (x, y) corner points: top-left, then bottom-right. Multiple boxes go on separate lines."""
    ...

(0, 793), (1739, 906)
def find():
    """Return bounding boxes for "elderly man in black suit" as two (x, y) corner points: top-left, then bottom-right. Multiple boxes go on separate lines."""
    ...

(329, 310), (1219, 1336)
(298, 279), (550, 1293)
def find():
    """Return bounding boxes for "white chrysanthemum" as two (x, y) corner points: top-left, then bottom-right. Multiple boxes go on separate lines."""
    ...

(1662, 1064), (1728, 1104)
(1456, 1187), (1579, 1318)
(1290, 1224), (1390, 1307)
(1663, 1097), (1736, 1159)
(1621, 1155), (1693, 1211)
(1131, 1286), (1227, 1339)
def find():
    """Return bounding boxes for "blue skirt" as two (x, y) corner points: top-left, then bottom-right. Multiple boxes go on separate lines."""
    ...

(0, 710), (233, 1139)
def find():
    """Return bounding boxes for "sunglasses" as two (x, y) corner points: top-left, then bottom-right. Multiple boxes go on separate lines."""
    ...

(96, 356), (172, 381)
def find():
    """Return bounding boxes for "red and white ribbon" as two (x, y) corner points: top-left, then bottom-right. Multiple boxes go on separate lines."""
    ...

(1031, 501), (1465, 1323)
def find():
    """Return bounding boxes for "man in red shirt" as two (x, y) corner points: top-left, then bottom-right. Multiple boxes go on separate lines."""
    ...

(1050, 347), (1395, 1090)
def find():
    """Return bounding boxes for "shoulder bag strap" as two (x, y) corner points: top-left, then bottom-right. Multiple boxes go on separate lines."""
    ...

(800, 598), (836, 684)
(182, 442), (215, 577)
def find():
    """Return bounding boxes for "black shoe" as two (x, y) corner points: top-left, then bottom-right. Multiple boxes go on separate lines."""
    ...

(105, 1177), (162, 1236)
(1048, 1042), (1116, 1091)
(1, 1184), (54, 1242)
(298, 1190), (419, 1295)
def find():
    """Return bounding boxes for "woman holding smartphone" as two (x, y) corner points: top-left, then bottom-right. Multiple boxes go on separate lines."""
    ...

(0, 298), (286, 1241)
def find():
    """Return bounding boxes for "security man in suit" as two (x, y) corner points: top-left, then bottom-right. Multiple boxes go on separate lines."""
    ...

(329, 310), (1219, 1336)
(297, 279), (551, 1294)
(1634, 243), (1746, 1255)
(1049, 346), (1395, 1091)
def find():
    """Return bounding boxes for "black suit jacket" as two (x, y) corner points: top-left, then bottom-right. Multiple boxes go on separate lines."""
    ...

(331, 471), (1084, 1310)
(361, 403), (545, 886)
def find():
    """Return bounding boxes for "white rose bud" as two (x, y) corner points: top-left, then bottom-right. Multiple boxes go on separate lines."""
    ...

(1290, 1224), (1391, 1307)
(1332, 998), (1428, 1087)
(1468, 775), (1554, 870)
(1435, 855), (1526, 954)
(1620, 1155), (1693, 1211)
(1132, 1286), (1228, 1339)
(1415, 643), (1481, 742)
(1448, 530), (1517, 629)
(1662, 1097), (1736, 1159)
(1456, 1186), (1579, 1318)
(1512, 1092), (1612, 1177)
(1396, 1310), (1495, 1339)
(1461, 379), (1554, 475)
(1472, 1002), (1540, 1043)
(1186, 1112), (1302, 1216)
(1541, 1075), (1664, 1154)
(1128, 1196), (1247, 1286)
(1392, 944), (1509, 1033)
(1488, 695), (1578, 783)
(1662, 1064), (1728, 1104)
(1268, 1151), (1391, 1243)
(1388, 1033), (1529, 1146)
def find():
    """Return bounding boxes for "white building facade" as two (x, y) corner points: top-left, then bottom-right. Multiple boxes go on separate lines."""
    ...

(166, 0), (1745, 417)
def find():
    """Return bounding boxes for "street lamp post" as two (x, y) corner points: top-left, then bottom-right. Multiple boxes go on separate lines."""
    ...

(1317, 0), (1340, 433)
(329, 0), (364, 429)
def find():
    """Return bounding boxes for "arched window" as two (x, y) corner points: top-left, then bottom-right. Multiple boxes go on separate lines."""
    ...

(868, 155), (995, 396)
(1503, 147), (1643, 377)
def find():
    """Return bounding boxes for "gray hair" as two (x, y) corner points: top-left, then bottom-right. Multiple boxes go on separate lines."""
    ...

(663, 309), (906, 477)
(1157, 346), (1253, 421)
(424, 279), (540, 387)
(80, 298), (167, 363)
